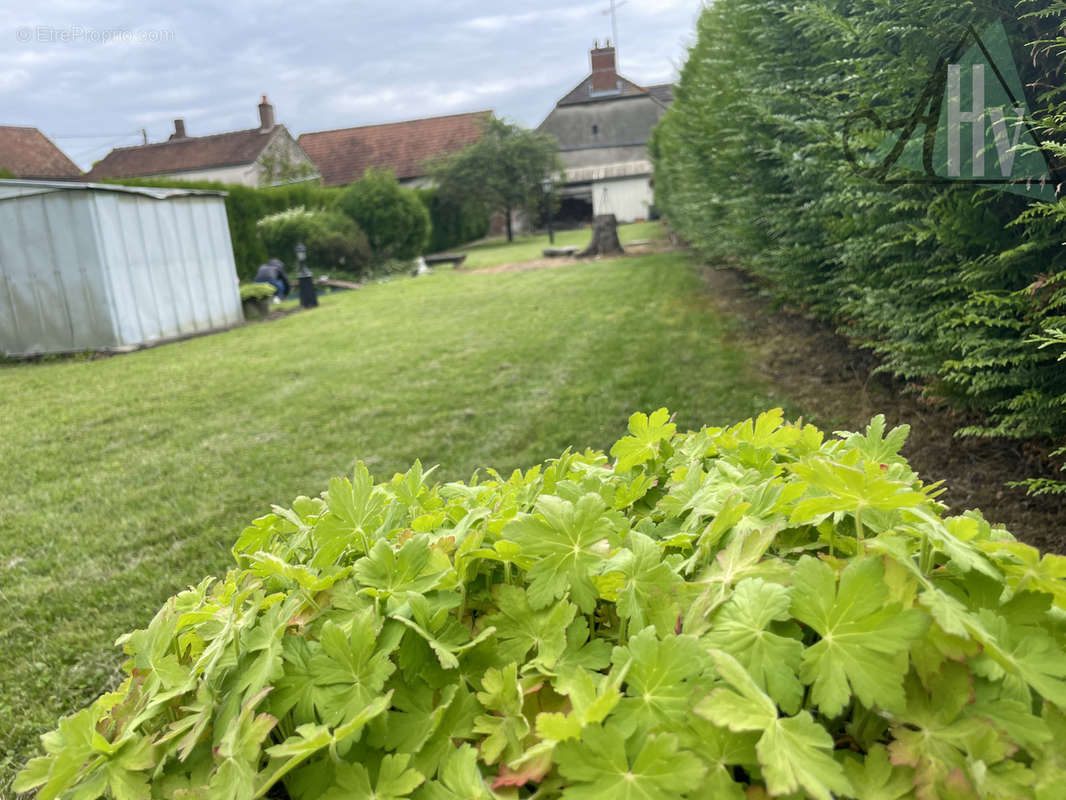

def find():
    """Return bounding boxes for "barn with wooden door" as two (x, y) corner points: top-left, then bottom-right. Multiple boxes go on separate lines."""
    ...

(0, 179), (242, 357)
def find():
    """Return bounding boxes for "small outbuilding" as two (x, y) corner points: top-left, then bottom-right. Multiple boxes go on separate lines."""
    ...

(0, 179), (243, 357)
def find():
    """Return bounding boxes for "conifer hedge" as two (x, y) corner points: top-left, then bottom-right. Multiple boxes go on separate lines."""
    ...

(652, 1), (1066, 458)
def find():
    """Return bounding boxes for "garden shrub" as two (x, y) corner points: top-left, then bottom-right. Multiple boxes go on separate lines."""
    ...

(239, 283), (276, 321)
(17, 409), (1066, 799)
(309, 220), (374, 279)
(337, 169), (431, 264)
(256, 207), (372, 277)
(238, 283), (277, 302)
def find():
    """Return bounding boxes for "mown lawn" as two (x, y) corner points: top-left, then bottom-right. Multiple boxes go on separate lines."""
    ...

(0, 239), (787, 789)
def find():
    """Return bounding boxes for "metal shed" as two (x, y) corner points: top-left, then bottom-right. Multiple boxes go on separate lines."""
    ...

(0, 179), (242, 357)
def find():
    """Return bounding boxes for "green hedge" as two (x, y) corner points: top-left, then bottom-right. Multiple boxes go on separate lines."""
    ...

(417, 187), (491, 253)
(104, 178), (342, 281)
(652, 1), (1066, 447)
(16, 409), (1066, 799)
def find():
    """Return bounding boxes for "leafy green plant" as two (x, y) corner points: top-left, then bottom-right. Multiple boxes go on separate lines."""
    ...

(256, 207), (372, 276)
(1011, 327), (1066, 496)
(17, 409), (1066, 799)
(239, 283), (278, 321)
(239, 283), (278, 302)
(337, 169), (431, 264)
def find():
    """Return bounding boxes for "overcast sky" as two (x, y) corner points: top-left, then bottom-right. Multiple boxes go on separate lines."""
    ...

(0, 0), (703, 170)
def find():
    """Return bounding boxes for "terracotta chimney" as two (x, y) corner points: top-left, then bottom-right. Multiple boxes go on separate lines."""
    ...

(590, 42), (618, 93)
(258, 95), (275, 131)
(170, 119), (186, 140)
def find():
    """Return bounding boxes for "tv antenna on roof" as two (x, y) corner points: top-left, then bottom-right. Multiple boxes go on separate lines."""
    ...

(603, 0), (627, 70)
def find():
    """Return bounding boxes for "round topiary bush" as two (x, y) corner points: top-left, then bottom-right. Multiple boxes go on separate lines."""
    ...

(17, 410), (1066, 799)
(337, 169), (431, 264)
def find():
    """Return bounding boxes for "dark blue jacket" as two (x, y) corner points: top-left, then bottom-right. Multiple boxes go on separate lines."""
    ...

(254, 259), (290, 294)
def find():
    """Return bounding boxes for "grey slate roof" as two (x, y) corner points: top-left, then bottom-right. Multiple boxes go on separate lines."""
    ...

(86, 126), (280, 180)
(556, 75), (655, 106)
(554, 73), (676, 109)
(647, 84), (675, 105)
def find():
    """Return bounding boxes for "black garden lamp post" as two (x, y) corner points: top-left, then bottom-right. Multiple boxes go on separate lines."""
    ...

(295, 242), (317, 308)
(541, 177), (555, 245)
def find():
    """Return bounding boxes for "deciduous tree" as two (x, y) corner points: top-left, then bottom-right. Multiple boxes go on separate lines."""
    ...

(430, 116), (562, 242)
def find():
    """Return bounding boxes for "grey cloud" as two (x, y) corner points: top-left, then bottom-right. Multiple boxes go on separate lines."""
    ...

(0, 0), (701, 169)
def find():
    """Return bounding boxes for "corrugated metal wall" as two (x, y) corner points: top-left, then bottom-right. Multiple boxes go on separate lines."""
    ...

(0, 182), (242, 357)
(0, 188), (115, 355)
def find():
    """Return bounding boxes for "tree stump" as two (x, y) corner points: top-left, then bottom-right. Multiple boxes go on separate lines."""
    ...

(578, 214), (625, 257)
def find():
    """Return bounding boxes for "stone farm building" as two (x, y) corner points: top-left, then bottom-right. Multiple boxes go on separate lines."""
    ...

(86, 97), (317, 187)
(0, 126), (80, 180)
(297, 111), (490, 188)
(538, 43), (674, 223)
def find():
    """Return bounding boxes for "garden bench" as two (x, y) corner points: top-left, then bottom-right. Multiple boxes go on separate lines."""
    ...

(315, 277), (362, 291)
(424, 254), (468, 268)
(543, 246), (579, 257)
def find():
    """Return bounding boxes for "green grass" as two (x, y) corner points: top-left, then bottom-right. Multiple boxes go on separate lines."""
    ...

(458, 221), (664, 269)
(0, 243), (786, 791)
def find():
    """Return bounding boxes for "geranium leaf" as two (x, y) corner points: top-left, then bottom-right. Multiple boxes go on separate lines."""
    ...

(555, 723), (704, 800)
(610, 409), (676, 473)
(503, 493), (614, 613)
(791, 556), (928, 716)
(704, 577), (804, 713)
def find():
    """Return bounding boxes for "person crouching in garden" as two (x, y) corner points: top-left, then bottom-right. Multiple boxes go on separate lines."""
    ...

(254, 258), (291, 303)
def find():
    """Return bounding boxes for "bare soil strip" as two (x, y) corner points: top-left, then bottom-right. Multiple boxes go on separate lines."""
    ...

(701, 266), (1066, 554)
